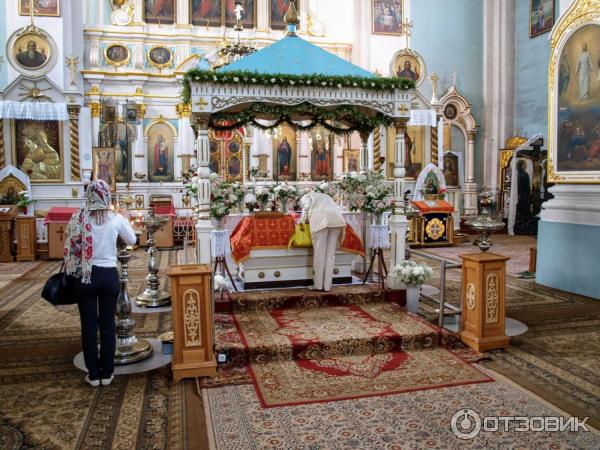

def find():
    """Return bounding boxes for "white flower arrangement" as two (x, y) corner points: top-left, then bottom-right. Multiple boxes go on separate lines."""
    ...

(390, 260), (433, 286)
(214, 274), (227, 291)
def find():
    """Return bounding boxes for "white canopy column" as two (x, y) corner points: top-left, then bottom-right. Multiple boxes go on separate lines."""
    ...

(464, 130), (478, 215)
(389, 118), (409, 267)
(194, 115), (214, 264)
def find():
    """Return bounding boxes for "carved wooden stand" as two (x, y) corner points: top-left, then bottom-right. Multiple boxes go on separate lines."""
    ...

(459, 252), (510, 352)
(167, 264), (216, 383)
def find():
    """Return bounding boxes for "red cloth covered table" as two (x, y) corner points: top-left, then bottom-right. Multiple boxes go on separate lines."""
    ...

(410, 200), (454, 214)
(230, 215), (364, 264)
(43, 207), (79, 224)
(152, 205), (176, 216)
(44, 207), (78, 259)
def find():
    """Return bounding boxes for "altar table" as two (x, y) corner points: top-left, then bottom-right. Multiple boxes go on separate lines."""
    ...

(230, 215), (364, 289)
(44, 207), (78, 259)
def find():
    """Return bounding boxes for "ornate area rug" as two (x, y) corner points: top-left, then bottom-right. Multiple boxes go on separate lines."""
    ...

(204, 370), (600, 449)
(220, 287), (492, 407)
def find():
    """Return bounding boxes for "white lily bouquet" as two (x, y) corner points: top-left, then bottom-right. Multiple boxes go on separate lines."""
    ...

(390, 260), (433, 286)
(255, 185), (273, 211)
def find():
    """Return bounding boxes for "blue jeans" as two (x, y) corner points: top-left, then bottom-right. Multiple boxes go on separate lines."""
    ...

(77, 266), (120, 380)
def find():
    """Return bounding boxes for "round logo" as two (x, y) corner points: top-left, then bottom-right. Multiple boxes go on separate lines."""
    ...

(466, 283), (476, 311)
(450, 408), (481, 440)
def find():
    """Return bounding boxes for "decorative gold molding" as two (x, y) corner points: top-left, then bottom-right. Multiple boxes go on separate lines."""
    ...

(90, 102), (101, 118)
(466, 283), (476, 311)
(138, 103), (146, 118)
(176, 103), (191, 118)
(104, 43), (131, 68)
(499, 150), (513, 170)
(84, 90), (179, 99)
(485, 274), (498, 324)
(183, 289), (201, 346)
(430, 126), (438, 166)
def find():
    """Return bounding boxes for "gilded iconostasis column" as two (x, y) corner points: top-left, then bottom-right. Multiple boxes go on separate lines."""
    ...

(373, 126), (383, 173)
(0, 119), (5, 170)
(68, 105), (81, 181)
(359, 131), (370, 172)
(176, 103), (193, 179)
(298, 132), (310, 178)
(134, 103), (147, 177)
(90, 102), (100, 147)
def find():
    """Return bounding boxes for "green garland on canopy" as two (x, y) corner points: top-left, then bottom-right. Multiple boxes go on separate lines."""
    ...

(208, 102), (393, 134)
(181, 69), (415, 104)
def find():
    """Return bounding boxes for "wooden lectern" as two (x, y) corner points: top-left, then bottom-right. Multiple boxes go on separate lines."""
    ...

(0, 206), (17, 262)
(15, 217), (36, 261)
(167, 264), (216, 383)
(459, 252), (510, 352)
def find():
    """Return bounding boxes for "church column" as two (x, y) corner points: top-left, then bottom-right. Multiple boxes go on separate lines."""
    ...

(133, 0), (143, 24)
(373, 126), (383, 173)
(194, 115), (214, 265)
(134, 104), (147, 178)
(464, 129), (479, 215)
(176, 103), (193, 179)
(67, 105), (81, 182)
(389, 119), (409, 267)
(0, 119), (5, 170)
(90, 102), (100, 147)
(298, 131), (310, 179)
(359, 131), (370, 172)
(176, 0), (190, 25)
(257, 0), (269, 30)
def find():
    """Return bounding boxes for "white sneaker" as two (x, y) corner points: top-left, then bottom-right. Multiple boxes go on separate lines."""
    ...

(85, 375), (100, 387)
(101, 374), (114, 386)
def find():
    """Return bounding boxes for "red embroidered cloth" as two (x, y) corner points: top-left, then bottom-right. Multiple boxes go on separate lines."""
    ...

(44, 207), (79, 224)
(411, 200), (454, 214)
(230, 215), (365, 263)
(152, 205), (176, 216)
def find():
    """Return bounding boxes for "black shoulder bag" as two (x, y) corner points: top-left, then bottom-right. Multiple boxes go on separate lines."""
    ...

(41, 263), (79, 305)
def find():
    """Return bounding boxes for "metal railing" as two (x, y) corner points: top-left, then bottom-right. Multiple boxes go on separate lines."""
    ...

(407, 248), (462, 329)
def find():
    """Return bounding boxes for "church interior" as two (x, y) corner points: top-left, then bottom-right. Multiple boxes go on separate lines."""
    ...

(1, 0), (600, 448)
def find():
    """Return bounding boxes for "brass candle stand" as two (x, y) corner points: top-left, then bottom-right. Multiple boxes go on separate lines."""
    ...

(465, 190), (505, 252)
(115, 241), (153, 364)
(136, 209), (171, 307)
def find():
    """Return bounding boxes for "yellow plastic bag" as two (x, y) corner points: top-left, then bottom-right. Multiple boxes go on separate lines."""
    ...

(288, 223), (312, 248)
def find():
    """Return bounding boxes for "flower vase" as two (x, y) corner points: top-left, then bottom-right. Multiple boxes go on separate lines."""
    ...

(215, 218), (225, 230)
(405, 284), (421, 313)
(281, 200), (288, 214)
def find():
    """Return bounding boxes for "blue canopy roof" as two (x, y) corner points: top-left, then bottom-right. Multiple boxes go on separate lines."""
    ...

(217, 34), (374, 78)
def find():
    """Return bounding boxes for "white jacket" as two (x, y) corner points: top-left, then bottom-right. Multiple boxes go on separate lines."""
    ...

(300, 192), (346, 234)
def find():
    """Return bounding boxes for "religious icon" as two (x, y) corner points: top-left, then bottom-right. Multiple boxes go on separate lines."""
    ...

(144, 0), (176, 24)
(444, 103), (458, 121)
(115, 122), (133, 183)
(13, 33), (51, 70)
(390, 49), (425, 86)
(372, 0), (404, 35)
(92, 147), (117, 190)
(310, 127), (333, 182)
(225, 0), (255, 28)
(343, 149), (360, 173)
(225, 132), (243, 182)
(147, 122), (175, 182)
(443, 153), (460, 187)
(19, 0), (60, 16)
(529, 0), (554, 38)
(191, 0), (222, 27)
(555, 24), (600, 173)
(209, 138), (220, 174)
(423, 172), (440, 197)
(105, 44), (130, 66)
(147, 46), (173, 69)
(272, 125), (297, 181)
(12, 120), (62, 183)
(270, 0), (290, 30)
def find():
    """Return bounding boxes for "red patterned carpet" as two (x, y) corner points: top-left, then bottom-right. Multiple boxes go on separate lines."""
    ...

(213, 285), (491, 407)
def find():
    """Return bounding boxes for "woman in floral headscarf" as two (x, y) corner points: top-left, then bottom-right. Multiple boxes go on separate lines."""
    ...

(64, 179), (136, 387)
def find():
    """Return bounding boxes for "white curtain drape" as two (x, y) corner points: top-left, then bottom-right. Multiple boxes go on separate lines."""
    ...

(0, 101), (69, 121)
(413, 162), (448, 201)
(408, 110), (436, 127)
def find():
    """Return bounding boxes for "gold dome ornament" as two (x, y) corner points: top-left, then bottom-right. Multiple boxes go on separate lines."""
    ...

(284, 0), (300, 35)
(504, 135), (527, 150)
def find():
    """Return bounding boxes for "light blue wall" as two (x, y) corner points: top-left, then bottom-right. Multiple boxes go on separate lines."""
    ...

(536, 221), (600, 299)
(514, 0), (552, 139)
(410, 0), (484, 184)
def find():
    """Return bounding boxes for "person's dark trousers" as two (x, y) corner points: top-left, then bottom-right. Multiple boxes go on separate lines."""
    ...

(77, 266), (120, 380)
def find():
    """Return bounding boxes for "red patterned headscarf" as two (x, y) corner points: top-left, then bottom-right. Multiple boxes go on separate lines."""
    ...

(64, 180), (112, 284)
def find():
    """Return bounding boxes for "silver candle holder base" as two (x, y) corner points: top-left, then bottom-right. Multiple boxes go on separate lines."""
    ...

(115, 243), (152, 365)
